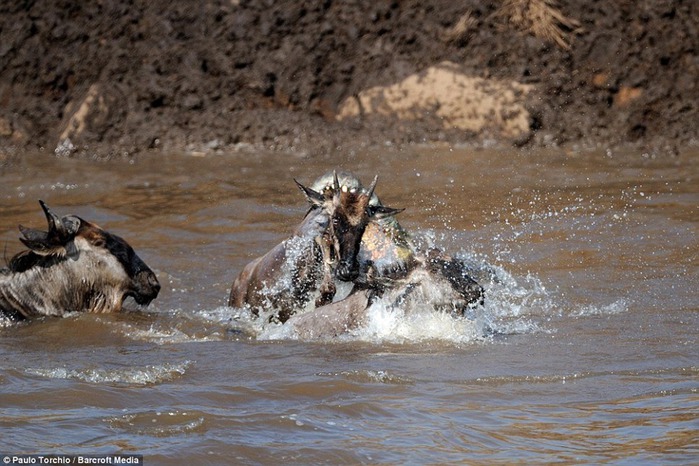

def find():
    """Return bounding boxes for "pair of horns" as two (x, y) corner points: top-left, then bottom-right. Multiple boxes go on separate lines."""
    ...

(18, 200), (80, 258)
(295, 171), (378, 204)
(330, 171), (378, 199)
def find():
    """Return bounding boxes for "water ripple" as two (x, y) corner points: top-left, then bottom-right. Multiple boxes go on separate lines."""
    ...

(24, 361), (192, 386)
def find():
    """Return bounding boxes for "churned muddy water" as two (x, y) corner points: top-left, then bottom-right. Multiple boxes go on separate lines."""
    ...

(0, 147), (697, 464)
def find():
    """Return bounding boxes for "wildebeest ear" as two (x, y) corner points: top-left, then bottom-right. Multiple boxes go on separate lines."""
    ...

(294, 179), (325, 207)
(57, 215), (81, 260)
(60, 215), (81, 237)
(368, 205), (404, 219)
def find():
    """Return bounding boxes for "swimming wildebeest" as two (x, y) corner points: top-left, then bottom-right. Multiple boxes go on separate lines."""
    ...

(0, 201), (160, 321)
(228, 171), (401, 323)
(230, 171), (484, 338)
(284, 173), (485, 339)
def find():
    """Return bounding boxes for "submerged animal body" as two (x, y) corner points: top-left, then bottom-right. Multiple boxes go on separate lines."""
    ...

(0, 201), (160, 321)
(228, 171), (400, 323)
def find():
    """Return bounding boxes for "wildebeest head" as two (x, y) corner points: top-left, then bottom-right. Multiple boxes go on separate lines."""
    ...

(295, 172), (402, 282)
(9, 201), (160, 312)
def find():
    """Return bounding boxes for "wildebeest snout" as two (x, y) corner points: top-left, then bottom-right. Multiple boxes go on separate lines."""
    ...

(132, 269), (161, 305)
(337, 259), (359, 282)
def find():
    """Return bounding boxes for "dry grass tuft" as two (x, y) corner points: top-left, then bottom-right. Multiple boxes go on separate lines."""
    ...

(442, 11), (478, 45)
(497, 0), (581, 49)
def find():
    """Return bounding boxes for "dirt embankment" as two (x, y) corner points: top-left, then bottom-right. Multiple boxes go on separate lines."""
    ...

(0, 0), (697, 159)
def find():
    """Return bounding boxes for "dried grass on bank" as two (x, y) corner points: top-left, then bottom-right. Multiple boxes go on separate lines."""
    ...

(497, 0), (581, 49)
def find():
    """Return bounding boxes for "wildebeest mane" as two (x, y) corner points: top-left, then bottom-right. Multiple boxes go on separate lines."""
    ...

(7, 249), (59, 273)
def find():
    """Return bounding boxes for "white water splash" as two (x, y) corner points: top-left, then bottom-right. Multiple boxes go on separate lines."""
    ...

(113, 210), (573, 346)
(251, 252), (554, 344)
(355, 301), (488, 344)
(113, 247), (555, 346)
(98, 245), (560, 346)
(130, 256), (624, 345)
(570, 299), (629, 317)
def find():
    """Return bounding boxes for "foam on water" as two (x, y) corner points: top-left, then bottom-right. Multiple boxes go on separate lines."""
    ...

(24, 361), (191, 386)
(107, 409), (207, 437)
(317, 369), (414, 385)
(0, 315), (15, 328)
(117, 318), (228, 344)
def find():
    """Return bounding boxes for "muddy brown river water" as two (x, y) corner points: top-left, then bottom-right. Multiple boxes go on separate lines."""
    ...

(1, 146), (697, 464)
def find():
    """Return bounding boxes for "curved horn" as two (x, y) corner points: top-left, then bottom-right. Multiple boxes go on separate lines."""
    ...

(39, 201), (80, 248)
(365, 175), (378, 199)
(40, 200), (63, 236)
(332, 170), (340, 191)
(331, 170), (342, 204)
(295, 179), (325, 207)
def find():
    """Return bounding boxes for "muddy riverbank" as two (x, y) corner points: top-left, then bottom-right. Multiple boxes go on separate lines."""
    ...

(1, 0), (697, 159)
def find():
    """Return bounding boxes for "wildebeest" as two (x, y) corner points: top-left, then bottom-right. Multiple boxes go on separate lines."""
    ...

(228, 171), (401, 323)
(0, 201), (160, 321)
(230, 171), (484, 338)
(285, 201), (485, 339)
